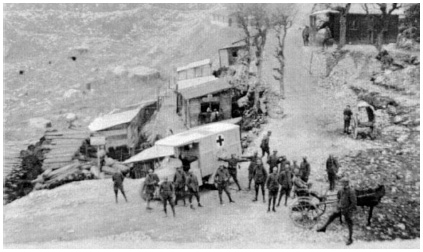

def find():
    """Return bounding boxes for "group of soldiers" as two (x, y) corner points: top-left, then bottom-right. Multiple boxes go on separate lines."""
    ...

(111, 129), (355, 245)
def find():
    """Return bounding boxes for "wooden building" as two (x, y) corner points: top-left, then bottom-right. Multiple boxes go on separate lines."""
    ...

(88, 100), (157, 155)
(176, 76), (234, 128)
(310, 5), (401, 45)
(176, 59), (213, 81)
(218, 42), (248, 68)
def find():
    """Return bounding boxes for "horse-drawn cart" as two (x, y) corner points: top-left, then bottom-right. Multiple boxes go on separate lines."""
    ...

(289, 184), (385, 229)
(350, 101), (376, 140)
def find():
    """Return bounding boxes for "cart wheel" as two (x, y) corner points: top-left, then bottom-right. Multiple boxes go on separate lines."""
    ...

(310, 195), (327, 218)
(289, 198), (321, 229)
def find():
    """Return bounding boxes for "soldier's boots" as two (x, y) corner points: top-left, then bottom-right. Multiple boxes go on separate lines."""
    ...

(198, 203), (203, 207)
(272, 207), (276, 212)
(171, 208), (176, 217)
(252, 198), (258, 202)
(190, 204), (195, 210)
(346, 239), (353, 246)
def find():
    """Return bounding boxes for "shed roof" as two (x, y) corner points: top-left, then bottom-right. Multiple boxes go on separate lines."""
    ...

(156, 123), (239, 147)
(177, 59), (212, 72)
(88, 100), (156, 132)
(178, 77), (232, 100)
(349, 4), (404, 15)
(177, 76), (218, 90)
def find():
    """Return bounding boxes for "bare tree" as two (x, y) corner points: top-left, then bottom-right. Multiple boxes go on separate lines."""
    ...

(372, 3), (402, 51)
(336, 3), (351, 49)
(234, 3), (271, 111)
(272, 5), (295, 100)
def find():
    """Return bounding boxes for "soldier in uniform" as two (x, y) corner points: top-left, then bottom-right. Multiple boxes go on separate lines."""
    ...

(292, 160), (299, 174)
(243, 151), (260, 190)
(218, 154), (248, 191)
(159, 177), (176, 217)
(179, 153), (198, 173)
(266, 168), (279, 212)
(186, 171), (203, 209)
(267, 150), (282, 174)
(252, 159), (268, 202)
(343, 105), (353, 134)
(317, 178), (357, 246)
(299, 156), (311, 182)
(173, 166), (186, 206)
(112, 170), (128, 203)
(144, 169), (159, 210)
(277, 163), (293, 207)
(326, 154), (340, 191)
(214, 165), (235, 204)
(260, 131), (272, 158)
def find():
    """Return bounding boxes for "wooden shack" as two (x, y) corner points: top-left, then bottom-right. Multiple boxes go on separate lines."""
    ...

(88, 100), (157, 156)
(218, 42), (248, 68)
(310, 5), (401, 45)
(176, 59), (213, 81)
(176, 76), (234, 128)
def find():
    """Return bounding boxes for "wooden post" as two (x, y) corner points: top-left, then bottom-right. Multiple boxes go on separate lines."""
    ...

(97, 146), (100, 168)
(187, 99), (191, 128)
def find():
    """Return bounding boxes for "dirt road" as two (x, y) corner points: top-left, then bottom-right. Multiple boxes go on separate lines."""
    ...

(4, 11), (418, 249)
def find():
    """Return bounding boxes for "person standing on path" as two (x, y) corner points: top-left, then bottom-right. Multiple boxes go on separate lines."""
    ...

(186, 171), (203, 209)
(300, 156), (311, 182)
(292, 160), (300, 174)
(159, 177), (176, 217)
(266, 168), (279, 212)
(260, 131), (272, 158)
(267, 150), (282, 174)
(214, 165), (235, 204)
(343, 105), (353, 134)
(173, 166), (186, 206)
(144, 169), (159, 210)
(218, 154), (248, 191)
(112, 170), (128, 203)
(243, 151), (260, 190)
(179, 153), (198, 173)
(252, 159), (268, 203)
(277, 163), (293, 207)
(317, 178), (357, 246)
(326, 154), (340, 191)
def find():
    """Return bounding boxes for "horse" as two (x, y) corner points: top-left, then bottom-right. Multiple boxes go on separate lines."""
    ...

(356, 184), (386, 226)
(302, 26), (310, 46)
(339, 185), (385, 226)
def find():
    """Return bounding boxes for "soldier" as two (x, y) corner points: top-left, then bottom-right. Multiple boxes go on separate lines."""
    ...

(179, 153), (198, 173)
(260, 131), (272, 158)
(145, 169), (159, 210)
(243, 151), (260, 190)
(112, 170), (128, 203)
(277, 163), (293, 207)
(214, 165), (235, 204)
(267, 150), (282, 174)
(266, 168), (279, 212)
(343, 105), (353, 134)
(317, 178), (357, 246)
(292, 160), (300, 174)
(186, 171), (203, 209)
(252, 159), (268, 202)
(159, 177), (176, 217)
(326, 154), (340, 191)
(173, 166), (186, 206)
(218, 154), (248, 191)
(299, 156), (311, 182)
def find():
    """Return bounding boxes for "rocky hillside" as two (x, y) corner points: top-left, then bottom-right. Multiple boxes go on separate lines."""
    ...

(4, 3), (240, 142)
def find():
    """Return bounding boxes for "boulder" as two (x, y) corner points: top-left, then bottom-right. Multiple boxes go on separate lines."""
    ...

(63, 89), (82, 99)
(393, 115), (408, 124)
(29, 117), (52, 129)
(127, 66), (160, 81)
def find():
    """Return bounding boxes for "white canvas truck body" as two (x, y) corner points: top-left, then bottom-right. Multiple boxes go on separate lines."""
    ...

(124, 122), (242, 188)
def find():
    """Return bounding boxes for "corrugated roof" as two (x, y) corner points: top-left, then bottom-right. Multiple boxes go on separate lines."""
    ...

(176, 59), (212, 72)
(310, 9), (340, 16)
(156, 123), (239, 147)
(177, 76), (218, 90)
(88, 100), (156, 132)
(219, 42), (247, 50)
(178, 77), (232, 100)
(349, 4), (404, 15)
